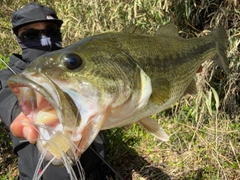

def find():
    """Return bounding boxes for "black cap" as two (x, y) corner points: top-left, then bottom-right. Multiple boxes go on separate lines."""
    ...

(12, 2), (63, 35)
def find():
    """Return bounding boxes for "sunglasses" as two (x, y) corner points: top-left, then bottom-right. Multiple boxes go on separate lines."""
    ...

(18, 25), (61, 41)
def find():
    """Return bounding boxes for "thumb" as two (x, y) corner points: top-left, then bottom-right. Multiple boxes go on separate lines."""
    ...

(10, 112), (38, 144)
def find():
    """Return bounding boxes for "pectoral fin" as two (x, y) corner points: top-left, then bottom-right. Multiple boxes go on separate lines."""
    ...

(138, 117), (169, 141)
(150, 78), (171, 105)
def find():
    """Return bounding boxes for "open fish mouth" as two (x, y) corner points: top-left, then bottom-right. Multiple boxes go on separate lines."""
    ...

(8, 73), (81, 166)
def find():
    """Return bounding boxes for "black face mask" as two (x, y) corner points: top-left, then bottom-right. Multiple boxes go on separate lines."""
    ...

(17, 34), (62, 63)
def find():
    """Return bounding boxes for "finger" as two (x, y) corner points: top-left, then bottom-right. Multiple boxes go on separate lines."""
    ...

(10, 112), (39, 144)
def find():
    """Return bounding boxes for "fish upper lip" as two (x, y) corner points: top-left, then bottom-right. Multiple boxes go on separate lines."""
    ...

(8, 73), (61, 117)
(8, 73), (63, 140)
(7, 73), (81, 136)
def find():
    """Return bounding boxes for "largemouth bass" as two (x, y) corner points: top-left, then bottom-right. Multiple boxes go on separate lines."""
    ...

(8, 24), (229, 169)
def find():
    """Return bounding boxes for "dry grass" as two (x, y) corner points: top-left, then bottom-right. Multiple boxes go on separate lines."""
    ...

(0, 0), (239, 179)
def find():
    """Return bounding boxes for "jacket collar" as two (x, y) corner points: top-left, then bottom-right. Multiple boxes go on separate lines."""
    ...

(9, 53), (28, 72)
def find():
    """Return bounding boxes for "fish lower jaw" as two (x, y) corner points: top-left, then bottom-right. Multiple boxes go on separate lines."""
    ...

(37, 128), (77, 166)
(37, 135), (74, 166)
(34, 106), (81, 165)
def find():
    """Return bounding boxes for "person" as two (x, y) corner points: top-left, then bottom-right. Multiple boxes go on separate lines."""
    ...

(0, 2), (112, 180)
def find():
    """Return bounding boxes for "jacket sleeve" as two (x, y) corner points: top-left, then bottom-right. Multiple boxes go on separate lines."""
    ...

(0, 70), (21, 128)
(0, 69), (24, 151)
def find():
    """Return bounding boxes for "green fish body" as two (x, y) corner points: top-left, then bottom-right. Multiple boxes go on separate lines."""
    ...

(8, 24), (229, 165)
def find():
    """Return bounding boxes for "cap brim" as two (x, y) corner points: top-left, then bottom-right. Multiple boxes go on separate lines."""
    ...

(13, 19), (63, 35)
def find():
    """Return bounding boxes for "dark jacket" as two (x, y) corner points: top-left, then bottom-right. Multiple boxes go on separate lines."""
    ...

(0, 54), (106, 179)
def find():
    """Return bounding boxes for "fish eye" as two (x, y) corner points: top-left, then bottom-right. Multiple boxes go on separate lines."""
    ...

(63, 53), (82, 70)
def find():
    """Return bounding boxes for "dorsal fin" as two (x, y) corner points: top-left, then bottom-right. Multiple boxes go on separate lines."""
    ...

(122, 24), (147, 35)
(155, 24), (179, 36)
(123, 23), (180, 37)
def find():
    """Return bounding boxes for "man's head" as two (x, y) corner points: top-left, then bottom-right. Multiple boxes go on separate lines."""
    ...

(11, 3), (63, 63)
(12, 2), (63, 35)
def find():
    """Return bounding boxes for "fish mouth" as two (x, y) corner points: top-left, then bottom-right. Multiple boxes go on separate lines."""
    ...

(8, 73), (81, 166)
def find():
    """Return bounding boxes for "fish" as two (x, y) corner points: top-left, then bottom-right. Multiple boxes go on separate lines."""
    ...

(7, 24), (229, 176)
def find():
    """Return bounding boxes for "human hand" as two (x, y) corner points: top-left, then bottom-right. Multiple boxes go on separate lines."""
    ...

(10, 112), (38, 144)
